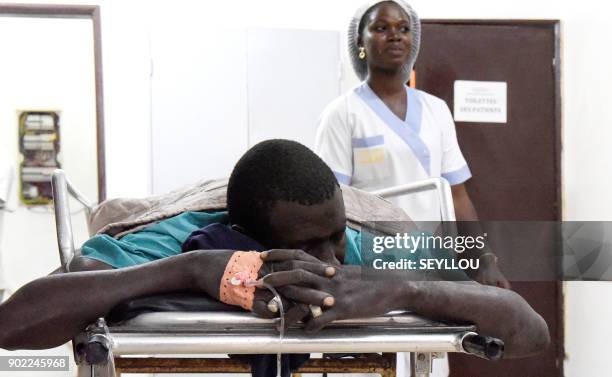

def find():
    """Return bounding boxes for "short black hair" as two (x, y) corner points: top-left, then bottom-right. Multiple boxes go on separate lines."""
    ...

(227, 139), (339, 242)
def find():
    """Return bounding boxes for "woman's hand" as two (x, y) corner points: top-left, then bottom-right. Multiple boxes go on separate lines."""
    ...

(470, 256), (511, 289)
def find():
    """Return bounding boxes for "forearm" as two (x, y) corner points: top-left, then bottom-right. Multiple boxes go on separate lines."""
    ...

(398, 280), (549, 358)
(451, 184), (486, 259)
(0, 250), (230, 350)
(452, 184), (478, 221)
(451, 184), (487, 261)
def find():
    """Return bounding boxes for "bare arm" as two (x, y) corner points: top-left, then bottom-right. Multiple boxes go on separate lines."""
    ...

(451, 183), (479, 221)
(274, 265), (549, 359)
(0, 250), (233, 350)
(398, 280), (549, 358)
(451, 184), (511, 289)
(0, 250), (334, 351)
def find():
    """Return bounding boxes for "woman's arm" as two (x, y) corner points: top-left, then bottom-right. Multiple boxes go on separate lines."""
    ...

(451, 183), (478, 220)
(452, 183), (511, 289)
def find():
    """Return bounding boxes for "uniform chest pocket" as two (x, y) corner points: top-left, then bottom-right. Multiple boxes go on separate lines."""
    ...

(351, 135), (392, 184)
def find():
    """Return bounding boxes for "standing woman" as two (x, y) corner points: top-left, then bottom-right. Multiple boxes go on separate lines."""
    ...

(314, 0), (509, 288)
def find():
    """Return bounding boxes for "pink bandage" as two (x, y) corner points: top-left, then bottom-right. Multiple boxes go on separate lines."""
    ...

(219, 251), (263, 310)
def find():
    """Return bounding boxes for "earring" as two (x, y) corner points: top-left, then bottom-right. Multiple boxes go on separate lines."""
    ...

(359, 46), (366, 60)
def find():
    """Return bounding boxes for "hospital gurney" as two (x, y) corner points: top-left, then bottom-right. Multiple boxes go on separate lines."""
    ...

(51, 170), (503, 377)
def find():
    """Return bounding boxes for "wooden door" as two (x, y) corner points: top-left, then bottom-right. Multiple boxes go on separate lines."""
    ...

(416, 21), (562, 377)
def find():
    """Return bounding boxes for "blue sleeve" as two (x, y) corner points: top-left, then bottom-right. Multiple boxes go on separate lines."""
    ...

(81, 211), (229, 268)
(343, 227), (363, 265)
(81, 234), (177, 268)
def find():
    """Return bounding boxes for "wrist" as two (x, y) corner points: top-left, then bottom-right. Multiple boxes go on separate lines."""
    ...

(184, 250), (234, 298)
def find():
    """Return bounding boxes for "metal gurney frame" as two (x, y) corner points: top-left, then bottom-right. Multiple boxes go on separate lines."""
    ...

(51, 170), (500, 377)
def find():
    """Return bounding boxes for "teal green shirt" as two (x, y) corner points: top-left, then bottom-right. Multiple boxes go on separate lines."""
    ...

(81, 211), (363, 268)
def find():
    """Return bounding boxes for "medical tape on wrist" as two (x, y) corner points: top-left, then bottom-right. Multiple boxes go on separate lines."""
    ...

(219, 251), (263, 310)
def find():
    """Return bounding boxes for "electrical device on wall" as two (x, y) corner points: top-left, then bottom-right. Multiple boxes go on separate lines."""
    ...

(18, 111), (61, 205)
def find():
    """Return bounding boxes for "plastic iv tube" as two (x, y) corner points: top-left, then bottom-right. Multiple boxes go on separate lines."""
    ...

(261, 280), (285, 377)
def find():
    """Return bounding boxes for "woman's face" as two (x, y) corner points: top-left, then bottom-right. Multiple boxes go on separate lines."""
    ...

(360, 2), (412, 73)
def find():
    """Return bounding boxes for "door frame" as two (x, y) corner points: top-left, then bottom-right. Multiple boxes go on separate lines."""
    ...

(0, 3), (106, 201)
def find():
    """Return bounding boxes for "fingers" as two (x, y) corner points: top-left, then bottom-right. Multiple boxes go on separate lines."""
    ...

(253, 295), (329, 329)
(252, 290), (276, 318)
(482, 277), (498, 287)
(304, 309), (337, 333)
(251, 299), (277, 319)
(261, 249), (321, 264)
(498, 277), (512, 290)
(261, 269), (328, 288)
(272, 260), (336, 277)
(272, 302), (329, 330)
(267, 297), (282, 313)
(496, 270), (512, 289)
(278, 285), (335, 307)
(254, 289), (274, 302)
(479, 270), (511, 290)
(282, 303), (311, 329)
(253, 289), (294, 318)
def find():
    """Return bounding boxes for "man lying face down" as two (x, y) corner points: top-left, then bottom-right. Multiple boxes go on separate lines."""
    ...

(181, 139), (351, 322)
(227, 138), (348, 266)
(0, 139), (549, 363)
(178, 139), (353, 376)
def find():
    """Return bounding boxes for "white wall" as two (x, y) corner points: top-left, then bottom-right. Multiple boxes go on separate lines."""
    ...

(0, 15), (97, 377)
(0, 0), (611, 376)
(150, 26), (342, 194)
(0, 16), (97, 290)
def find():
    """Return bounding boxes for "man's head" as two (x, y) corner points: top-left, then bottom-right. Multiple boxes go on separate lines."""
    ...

(227, 139), (346, 265)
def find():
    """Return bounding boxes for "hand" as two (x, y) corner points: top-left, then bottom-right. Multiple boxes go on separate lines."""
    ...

(303, 265), (402, 332)
(252, 249), (336, 325)
(265, 263), (399, 333)
(471, 256), (511, 289)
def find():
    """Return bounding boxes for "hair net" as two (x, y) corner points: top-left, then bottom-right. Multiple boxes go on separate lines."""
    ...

(347, 0), (421, 81)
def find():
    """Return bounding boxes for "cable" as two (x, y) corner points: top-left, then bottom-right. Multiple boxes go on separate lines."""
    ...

(261, 280), (285, 377)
